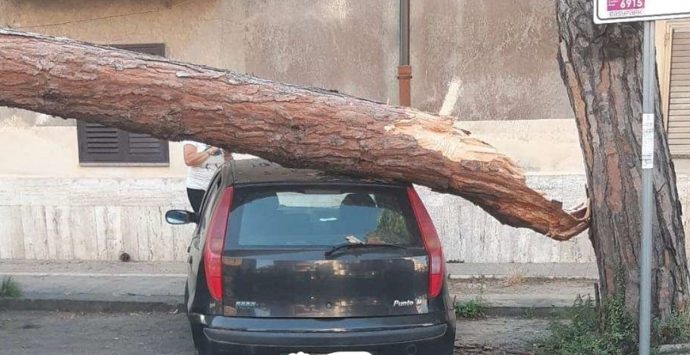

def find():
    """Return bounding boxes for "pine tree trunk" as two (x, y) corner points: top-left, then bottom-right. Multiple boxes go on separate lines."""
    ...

(557, 0), (690, 319)
(0, 28), (589, 240)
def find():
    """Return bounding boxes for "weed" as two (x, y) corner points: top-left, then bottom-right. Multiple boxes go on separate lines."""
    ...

(0, 277), (21, 298)
(523, 306), (536, 319)
(653, 310), (690, 346)
(536, 294), (636, 355)
(455, 297), (488, 320)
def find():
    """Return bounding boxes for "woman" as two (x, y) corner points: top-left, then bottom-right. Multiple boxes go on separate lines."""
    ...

(183, 141), (230, 215)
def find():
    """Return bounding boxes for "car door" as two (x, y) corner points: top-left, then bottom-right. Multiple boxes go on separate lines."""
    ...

(187, 174), (223, 306)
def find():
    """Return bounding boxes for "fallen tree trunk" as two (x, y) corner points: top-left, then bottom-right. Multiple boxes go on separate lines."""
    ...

(0, 28), (589, 240)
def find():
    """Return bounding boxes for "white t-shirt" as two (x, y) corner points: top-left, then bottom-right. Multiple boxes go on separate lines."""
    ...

(183, 141), (226, 190)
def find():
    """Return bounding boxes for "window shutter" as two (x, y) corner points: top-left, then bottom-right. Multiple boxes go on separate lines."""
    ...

(668, 29), (690, 157)
(77, 121), (124, 163)
(76, 44), (169, 164)
(126, 132), (169, 163)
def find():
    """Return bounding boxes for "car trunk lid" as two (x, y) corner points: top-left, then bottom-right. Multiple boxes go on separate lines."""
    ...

(220, 184), (431, 318)
(222, 249), (429, 317)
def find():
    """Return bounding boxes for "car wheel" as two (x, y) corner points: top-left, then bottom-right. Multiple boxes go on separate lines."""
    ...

(191, 322), (213, 355)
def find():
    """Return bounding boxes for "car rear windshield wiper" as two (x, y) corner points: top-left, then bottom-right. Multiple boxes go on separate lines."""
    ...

(325, 241), (405, 257)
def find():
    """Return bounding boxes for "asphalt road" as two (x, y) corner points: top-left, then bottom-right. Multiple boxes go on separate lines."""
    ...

(0, 311), (549, 355)
(0, 311), (194, 355)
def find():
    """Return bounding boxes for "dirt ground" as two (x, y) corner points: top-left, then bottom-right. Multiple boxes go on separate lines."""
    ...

(0, 310), (550, 355)
(455, 317), (551, 354)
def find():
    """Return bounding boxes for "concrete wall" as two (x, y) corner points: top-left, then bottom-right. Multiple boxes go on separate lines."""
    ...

(4, 171), (690, 263)
(2, 175), (594, 263)
(0, 178), (194, 261)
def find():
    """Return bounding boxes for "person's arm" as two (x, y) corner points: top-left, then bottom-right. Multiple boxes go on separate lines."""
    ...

(184, 144), (219, 167)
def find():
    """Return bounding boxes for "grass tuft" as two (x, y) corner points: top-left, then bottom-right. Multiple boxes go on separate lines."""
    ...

(536, 294), (636, 355)
(0, 277), (21, 298)
(654, 310), (690, 346)
(536, 292), (690, 355)
(455, 297), (488, 320)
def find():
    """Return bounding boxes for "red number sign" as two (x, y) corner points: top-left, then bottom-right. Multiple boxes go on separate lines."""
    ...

(608, 0), (645, 11)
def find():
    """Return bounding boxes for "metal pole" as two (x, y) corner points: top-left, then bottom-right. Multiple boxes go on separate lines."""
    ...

(639, 20), (656, 355)
(399, 0), (410, 66)
(397, 0), (411, 106)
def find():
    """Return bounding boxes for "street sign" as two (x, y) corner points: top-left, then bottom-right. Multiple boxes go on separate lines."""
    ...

(594, 0), (690, 24)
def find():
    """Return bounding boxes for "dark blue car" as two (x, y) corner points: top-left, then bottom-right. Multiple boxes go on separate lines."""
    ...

(166, 159), (456, 355)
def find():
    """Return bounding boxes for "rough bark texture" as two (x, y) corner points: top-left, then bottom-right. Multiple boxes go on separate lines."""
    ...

(0, 28), (589, 240)
(557, 0), (690, 319)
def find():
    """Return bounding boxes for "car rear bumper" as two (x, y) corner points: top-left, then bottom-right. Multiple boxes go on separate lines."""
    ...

(204, 323), (447, 346)
(189, 313), (455, 355)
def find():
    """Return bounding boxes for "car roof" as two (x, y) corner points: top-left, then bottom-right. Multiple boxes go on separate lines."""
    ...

(221, 158), (407, 187)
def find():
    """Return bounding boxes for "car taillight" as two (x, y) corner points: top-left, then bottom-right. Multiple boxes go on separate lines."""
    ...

(204, 187), (234, 302)
(407, 186), (445, 298)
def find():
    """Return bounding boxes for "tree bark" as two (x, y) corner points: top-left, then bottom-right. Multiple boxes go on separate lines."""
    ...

(0, 28), (589, 240)
(557, 0), (690, 320)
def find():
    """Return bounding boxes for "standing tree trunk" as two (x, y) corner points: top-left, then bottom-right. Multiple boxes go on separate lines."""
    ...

(0, 28), (589, 240)
(557, 0), (690, 320)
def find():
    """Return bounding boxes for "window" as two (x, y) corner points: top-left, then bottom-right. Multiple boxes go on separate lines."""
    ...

(77, 43), (169, 164)
(226, 185), (421, 249)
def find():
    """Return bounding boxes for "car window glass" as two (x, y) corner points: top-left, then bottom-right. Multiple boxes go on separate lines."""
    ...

(226, 185), (420, 249)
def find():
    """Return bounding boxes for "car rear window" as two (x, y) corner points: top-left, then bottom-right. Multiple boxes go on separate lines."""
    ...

(225, 184), (420, 249)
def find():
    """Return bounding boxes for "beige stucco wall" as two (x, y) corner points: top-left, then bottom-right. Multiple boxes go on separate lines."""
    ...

(0, 127), (187, 178)
(0, 117), (586, 178)
(0, 0), (228, 178)
(0, 0), (582, 179)
(1, 0), (232, 68)
(0, 114), (187, 178)
(411, 0), (574, 121)
(0, 0), (397, 179)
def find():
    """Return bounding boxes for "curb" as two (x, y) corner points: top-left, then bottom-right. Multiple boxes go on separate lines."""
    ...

(0, 297), (184, 314)
(659, 343), (690, 354)
(448, 274), (598, 282)
(1, 297), (569, 319)
(482, 306), (568, 318)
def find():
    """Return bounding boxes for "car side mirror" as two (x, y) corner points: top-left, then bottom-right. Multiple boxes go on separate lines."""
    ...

(165, 210), (196, 225)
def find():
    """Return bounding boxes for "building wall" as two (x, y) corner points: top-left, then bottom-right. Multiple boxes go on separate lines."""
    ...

(0, 114), (188, 178)
(1, 1), (684, 262)
(0, 0), (579, 179)
(411, 0), (574, 121)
